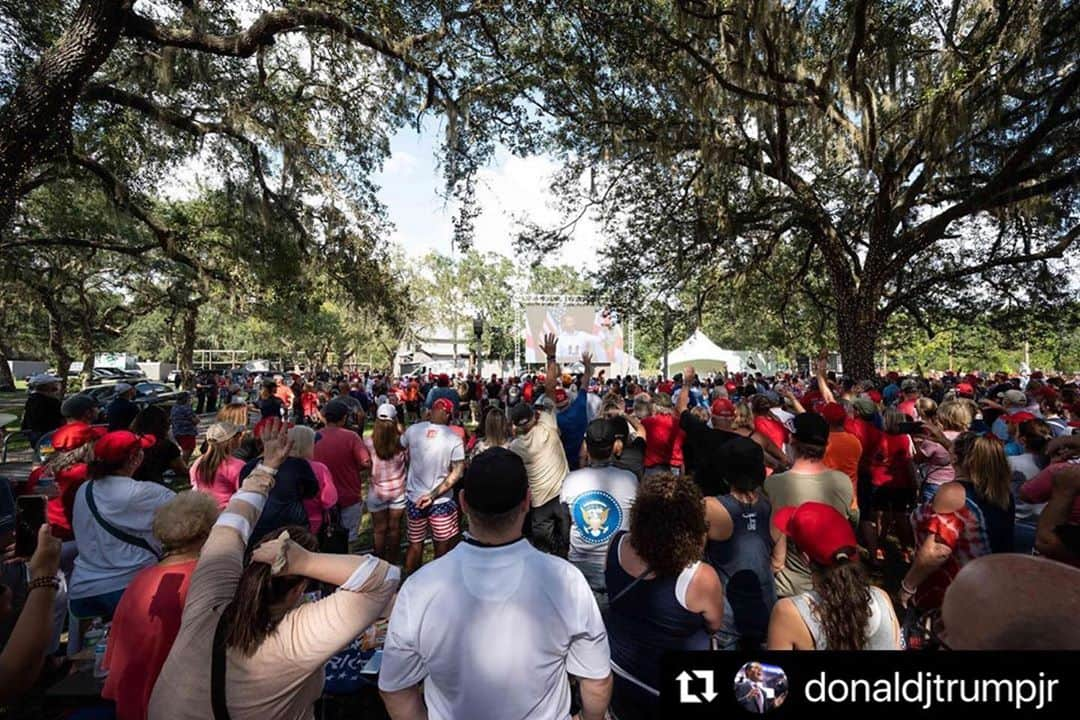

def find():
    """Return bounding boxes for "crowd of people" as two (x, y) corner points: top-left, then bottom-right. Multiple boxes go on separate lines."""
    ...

(2, 341), (1080, 718)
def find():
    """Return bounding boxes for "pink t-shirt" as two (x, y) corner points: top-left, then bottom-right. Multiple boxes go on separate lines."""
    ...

(916, 438), (955, 486)
(1020, 460), (1080, 523)
(190, 455), (244, 509)
(363, 437), (408, 501)
(312, 426), (371, 508)
(303, 460), (338, 533)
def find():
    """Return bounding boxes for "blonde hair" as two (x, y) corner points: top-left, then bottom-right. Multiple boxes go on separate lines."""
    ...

(288, 425), (317, 459)
(153, 492), (219, 553)
(937, 401), (973, 432)
(916, 397), (938, 422)
(216, 404), (249, 427)
(964, 435), (1012, 509)
(732, 401), (755, 431)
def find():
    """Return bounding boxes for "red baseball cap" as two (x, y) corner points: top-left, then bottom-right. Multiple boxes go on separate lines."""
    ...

(820, 402), (847, 424)
(437, 373), (450, 383)
(432, 397), (455, 414)
(1004, 411), (1037, 424)
(52, 422), (107, 451)
(710, 398), (735, 418)
(887, 371), (900, 381)
(955, 382), (975, 397)
(94, 431), (156, 464)
(554, 388), (569, 406)
(773, 502), (857, 567)
(866, 389), (883, 404)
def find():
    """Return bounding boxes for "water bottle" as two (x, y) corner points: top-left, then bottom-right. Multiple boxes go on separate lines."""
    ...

(93, 623), (110, 682)
(83, 618), (104, 655)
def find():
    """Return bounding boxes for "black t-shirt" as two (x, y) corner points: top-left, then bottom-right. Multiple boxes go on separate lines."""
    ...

(240, 456), (317, 544)
(486, 381), (501, 399)
(106, 397), (140, 432)
(21, 393), (64, 435)
(258, 396), (283, 419)
(134, 439), (181, 485)
(679, 410), (741, 496)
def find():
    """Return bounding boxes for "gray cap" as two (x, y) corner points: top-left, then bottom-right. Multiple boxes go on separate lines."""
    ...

(61, 394), (99, 419)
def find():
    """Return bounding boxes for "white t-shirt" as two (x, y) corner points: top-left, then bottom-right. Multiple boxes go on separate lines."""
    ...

(400, 422), (465, 504)
(69, 474), (175, 599)
(560, 465), (638, 566)
(379, 539), (610, 720)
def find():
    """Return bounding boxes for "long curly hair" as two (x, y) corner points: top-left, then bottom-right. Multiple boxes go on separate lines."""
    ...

(810, 558), (873, 650)
(628, 473), (706, 577)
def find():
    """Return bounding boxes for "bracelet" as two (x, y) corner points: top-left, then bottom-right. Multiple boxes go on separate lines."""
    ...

(27, 576), (60, 593)
(255, 463), (279, 477)
(900, 579), (918, 596)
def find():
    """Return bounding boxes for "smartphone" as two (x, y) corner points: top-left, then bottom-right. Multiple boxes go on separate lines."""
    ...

(15, 495), (47, 558)
(898, 421), (924, 435)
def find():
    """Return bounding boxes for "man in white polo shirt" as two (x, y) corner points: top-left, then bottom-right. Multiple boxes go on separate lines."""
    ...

(379, 448), (613, 720)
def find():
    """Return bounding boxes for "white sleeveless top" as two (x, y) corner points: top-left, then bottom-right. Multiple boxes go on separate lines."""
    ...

(790, 586), (899, 650)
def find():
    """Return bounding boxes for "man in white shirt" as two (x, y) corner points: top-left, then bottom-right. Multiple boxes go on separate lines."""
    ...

(380, 448), (612, 720)
(560, 418), (638, 610)
(400, 397), (465, 574)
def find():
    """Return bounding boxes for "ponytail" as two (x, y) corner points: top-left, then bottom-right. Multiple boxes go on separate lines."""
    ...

(221, 526), (319, 656)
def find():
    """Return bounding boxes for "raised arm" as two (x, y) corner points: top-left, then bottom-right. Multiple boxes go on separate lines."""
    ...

(815, 353), (837, 404)
(0, 526), (61, 703)
(581, 351), (594, 390)
(676, 366), (696, 416)
(184, 419), (292, 615)
(541, 333), (559, 400)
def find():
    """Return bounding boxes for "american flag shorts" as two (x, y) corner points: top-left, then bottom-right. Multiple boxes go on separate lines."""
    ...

(406, 498), (460, 543)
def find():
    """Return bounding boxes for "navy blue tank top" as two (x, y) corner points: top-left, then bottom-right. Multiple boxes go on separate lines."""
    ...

(706, 494), (776, 643)
(604, 532), (711, 689)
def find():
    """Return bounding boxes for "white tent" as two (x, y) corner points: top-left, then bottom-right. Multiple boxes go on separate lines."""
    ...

(663, 329), (784, 376)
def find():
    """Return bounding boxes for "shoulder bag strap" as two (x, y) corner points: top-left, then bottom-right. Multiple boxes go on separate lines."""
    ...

(85, 481), (161, 559)
(607, 536), (651, 607)
(211, 612), (232, 720)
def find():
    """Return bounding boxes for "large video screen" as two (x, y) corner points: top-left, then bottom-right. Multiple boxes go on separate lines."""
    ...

(523, 305), (624, 365)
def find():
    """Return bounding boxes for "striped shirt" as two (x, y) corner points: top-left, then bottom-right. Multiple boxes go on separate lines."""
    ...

(363, 438), (407, 501)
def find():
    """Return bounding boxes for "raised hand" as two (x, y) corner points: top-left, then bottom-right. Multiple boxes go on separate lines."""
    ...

(581, 351), (593, 373)
(27, 525), (61, 580)
(541, 333), (558, 359)
(260, 418), (293, 468)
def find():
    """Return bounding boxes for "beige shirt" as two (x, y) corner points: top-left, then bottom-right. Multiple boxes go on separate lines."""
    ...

(148, 470), (396, 720)
(763, 467), (857, 598)
(509, 410), (569, 507)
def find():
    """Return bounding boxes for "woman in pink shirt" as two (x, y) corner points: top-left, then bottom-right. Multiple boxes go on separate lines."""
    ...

(288, 425), (338, 533)
(363, 404), (408, 563)
(190, 422), (245, 509)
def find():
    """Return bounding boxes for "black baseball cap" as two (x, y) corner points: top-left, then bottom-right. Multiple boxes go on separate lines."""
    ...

(720, 437), (766, 491)
(607, 415), (630, 439)
(510, 403), (534, 428)
(463, 447), (528, 514)
(793, 412), (829, 445)
(585, 418), (616, 451)
(322, 399), (351, 423)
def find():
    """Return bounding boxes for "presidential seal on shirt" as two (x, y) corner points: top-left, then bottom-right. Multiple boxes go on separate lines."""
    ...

(571, 490), (622, 544)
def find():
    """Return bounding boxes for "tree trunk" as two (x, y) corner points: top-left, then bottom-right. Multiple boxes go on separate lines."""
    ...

(79, 346), (96, 389)
(835, 300), (882, 381)
(0, 345), (16, 390)
(178, 304), (197, 390)
(46, 314), (73, 394)
(0, 0), (132, 233)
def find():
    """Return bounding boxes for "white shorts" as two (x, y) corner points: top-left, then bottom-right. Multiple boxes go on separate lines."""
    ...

(366, 488), (406, 513)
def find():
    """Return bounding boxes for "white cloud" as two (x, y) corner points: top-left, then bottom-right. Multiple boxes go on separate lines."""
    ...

(382, 151), (419, 178)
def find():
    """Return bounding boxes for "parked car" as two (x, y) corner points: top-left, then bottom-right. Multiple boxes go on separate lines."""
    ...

(74, 381), (184, 411)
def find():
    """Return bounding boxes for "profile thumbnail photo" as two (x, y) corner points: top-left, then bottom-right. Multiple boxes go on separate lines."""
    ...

(734, 662), (789, 714)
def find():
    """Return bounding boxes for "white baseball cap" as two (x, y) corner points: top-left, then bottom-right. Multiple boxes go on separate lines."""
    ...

(376, 403), (397, 421)
(114, 382), (133, 393)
